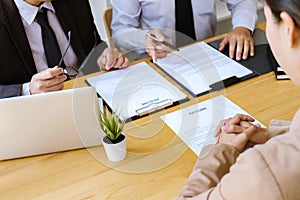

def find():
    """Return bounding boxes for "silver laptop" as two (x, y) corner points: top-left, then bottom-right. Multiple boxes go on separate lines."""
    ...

(0, 87), (102, 160)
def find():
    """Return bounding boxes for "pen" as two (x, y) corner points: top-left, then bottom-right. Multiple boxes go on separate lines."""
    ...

(146, 32), (179, 51)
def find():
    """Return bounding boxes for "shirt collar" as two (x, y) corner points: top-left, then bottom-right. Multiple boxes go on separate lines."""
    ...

(14, 0), (55, 25)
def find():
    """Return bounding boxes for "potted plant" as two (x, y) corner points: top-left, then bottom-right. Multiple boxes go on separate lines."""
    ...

(100, 111), (126, 162)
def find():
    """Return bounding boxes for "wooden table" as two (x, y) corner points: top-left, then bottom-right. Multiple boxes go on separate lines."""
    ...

(1, 22), (300, 200)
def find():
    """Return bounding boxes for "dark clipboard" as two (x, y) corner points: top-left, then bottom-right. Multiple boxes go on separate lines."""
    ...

(153, 41), (257, 97)
(208, 29), (274, 76)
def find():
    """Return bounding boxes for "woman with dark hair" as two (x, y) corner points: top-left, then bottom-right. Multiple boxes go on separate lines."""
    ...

(177, 0), (300, 199)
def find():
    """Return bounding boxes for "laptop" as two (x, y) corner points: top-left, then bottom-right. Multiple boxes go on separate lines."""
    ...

(0, 87), (102, 160)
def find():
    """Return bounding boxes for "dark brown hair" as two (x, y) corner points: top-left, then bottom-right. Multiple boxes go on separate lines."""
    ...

(264, 0), (300, 28)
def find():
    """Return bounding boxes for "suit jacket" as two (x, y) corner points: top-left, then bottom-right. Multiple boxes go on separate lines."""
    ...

(177, 110), (300, 199)
(0, 0), (102, 98)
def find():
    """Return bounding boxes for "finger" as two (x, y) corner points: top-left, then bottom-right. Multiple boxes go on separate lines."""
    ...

(44, 75), (66, 89)
(214, 117), (232, 136)
(228, 39), (237, 59)
(219, 38), (228, 51)
(39, 68), (64, 80)
(242, 40), (250, 60)
(242, 124), (259, 139)
(156, 44), (169, 52)
(230, 114), (255, 125)
(149, 48), (157, 63)
(119, 57), (129, 68)
(112, 56), (125, 69)
(107, 60), (117, 70)
(233, 124), (259, 152)
(167, 38), (173, 45)
(240, 121), (252, 128)
(97, 55), (105, 69)
(156, 51), (168, 59)
(214, 120), (225, 137)
(43, 81), (65, 92)
(235, 40), (244, 61)
(101, 56), (107, 70)
(249, 39), (255, 57)
(221, 123), (246, 133)
(105, 51), (114, 70)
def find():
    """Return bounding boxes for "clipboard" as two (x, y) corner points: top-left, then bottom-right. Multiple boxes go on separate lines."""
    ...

(208, 28), (273, 75)
(85, 62), (188, 122)
(155, 42), (256, 97)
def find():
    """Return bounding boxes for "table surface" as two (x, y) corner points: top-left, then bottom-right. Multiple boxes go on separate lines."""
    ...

(1, 22), (300, 200)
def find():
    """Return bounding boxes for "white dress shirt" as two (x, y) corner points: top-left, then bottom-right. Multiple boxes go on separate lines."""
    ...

(111, 0), (258, 54)
(14, 0), (78, 95)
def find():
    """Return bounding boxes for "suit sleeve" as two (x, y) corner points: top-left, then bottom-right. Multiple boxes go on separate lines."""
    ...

(0, 84), (22, 99)
(177, 144), (240, 199)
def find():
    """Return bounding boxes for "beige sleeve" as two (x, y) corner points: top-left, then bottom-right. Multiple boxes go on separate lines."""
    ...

(177, 144), (240, 199)
(212, 147), (283, 199)
(178, 145), (282, 200)
(267, 119), (291, 139)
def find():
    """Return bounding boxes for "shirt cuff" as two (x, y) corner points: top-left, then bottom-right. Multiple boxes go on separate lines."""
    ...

(22, 82), (31, 96)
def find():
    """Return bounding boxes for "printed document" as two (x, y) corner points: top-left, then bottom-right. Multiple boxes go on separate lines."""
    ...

(161, 96), (263, 155)
(86, 62), (187, 121)
(156, 42), (253, 96)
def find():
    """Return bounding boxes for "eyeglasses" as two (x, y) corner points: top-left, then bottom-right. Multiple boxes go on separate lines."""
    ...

(59, 31), (71, 67)
(57, 31), (77, 78)
(60, 31), (98, 79)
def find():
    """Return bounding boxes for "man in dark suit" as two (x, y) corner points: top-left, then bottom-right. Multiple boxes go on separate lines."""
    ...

(0, 0), (128, 98)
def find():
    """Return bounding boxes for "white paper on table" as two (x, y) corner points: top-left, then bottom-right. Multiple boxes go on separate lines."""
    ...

(156, 42), (253, 96)
(161, 95), (264, 155)
(86, 62), (187, 121)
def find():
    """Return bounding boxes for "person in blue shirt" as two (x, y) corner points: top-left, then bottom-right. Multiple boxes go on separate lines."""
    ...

(111, 0), (258, 62)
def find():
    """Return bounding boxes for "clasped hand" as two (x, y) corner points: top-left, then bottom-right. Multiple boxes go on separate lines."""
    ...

(215, 114), (268, 152)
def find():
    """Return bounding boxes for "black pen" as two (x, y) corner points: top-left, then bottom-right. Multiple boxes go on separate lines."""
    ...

(146, 32), (179, 51)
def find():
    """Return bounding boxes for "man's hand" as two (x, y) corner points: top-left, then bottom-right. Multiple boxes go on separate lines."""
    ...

(97, 47), (129, 70)
(144, 29), (172, 63)
(219, 27), (254, 61)
(30, 67), (67, 94)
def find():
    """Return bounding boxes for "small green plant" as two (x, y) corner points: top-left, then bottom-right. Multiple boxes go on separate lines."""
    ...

(100, 111), (125, 142)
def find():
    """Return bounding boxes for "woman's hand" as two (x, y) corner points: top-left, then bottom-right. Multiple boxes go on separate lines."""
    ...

(218, 123), (260, 152)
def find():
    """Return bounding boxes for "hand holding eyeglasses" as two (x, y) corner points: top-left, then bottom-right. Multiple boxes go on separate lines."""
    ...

(29, 67), (67, 95)
(97, 47), (129, 70)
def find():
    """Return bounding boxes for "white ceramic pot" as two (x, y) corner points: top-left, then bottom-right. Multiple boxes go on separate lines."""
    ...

(102, 133), (126, 162)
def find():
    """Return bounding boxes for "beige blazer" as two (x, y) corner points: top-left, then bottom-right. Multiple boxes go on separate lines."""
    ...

(178, 109), (300, 199)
